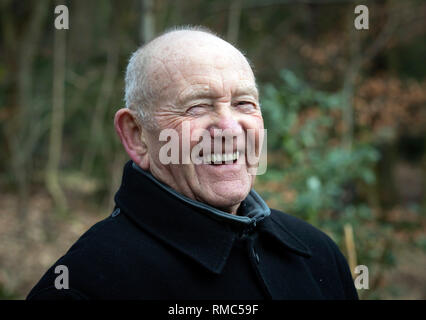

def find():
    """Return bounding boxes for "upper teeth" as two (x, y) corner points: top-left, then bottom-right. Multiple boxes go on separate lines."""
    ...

(204, 151), (239, 164)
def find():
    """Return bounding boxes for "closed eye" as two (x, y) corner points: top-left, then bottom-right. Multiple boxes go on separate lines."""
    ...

(234, 101), (257, 109)
(186, 104), (212, 115)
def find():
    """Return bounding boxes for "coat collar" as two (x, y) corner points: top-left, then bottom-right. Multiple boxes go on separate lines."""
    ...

(131, 161), (271, 225)
(114, 161), (311, 274)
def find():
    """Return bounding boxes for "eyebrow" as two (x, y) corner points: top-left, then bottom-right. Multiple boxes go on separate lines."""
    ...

(178, 84), (259, 106)
(178, 86), (217, 105)
(233, 85), (259, 99)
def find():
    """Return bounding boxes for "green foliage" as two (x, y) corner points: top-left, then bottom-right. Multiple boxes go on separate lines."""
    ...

(260, 69), (379, 224)
(0, 283), (19, 300)
(258, 70), (398, 296)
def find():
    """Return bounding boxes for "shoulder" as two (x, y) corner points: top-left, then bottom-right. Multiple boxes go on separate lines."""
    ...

(269, 208), (344, 261)
(27, 212), (156, 299)
(269, 208), (334, 248)
(269, 208), (358, 299)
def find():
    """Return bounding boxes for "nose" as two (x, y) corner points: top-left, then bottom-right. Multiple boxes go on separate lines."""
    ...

(208, 107), (243, 138)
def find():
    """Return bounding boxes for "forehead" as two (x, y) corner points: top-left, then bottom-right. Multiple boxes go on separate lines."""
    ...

(149, 36), (256, 99)
(170, 53), (253, 86)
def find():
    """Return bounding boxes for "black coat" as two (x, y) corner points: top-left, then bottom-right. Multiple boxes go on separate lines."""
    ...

(27, 161), (358, 300)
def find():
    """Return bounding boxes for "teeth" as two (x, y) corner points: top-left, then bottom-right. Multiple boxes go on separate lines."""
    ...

(204, 151), (240, 164)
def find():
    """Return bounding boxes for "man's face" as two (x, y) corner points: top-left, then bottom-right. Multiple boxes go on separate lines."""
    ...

(144, 37), (264, 213)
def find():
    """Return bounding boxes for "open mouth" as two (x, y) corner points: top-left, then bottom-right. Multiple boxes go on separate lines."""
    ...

(203, 151), (240, 165)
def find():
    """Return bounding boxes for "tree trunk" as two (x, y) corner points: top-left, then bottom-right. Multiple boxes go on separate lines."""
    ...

(11, 0), (48, 222)
(341, 0), (399, 150)
(81, 42), (119, 175)
(341, 9), (361, 151)
(46, 9), (68, 216)
(227, 0), (243, 44)
(141, 0), (155, 44)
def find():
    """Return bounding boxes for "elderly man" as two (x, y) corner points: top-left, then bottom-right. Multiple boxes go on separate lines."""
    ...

(27, 26), (358, 300)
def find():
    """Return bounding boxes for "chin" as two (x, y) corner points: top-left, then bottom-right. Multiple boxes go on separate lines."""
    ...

(202, 186), (250, 212)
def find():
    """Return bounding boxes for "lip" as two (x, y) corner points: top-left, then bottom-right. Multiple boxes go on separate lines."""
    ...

(196, 162), (244, 174)
(198, 148), (244, 157)
(192, 150), (247, 165)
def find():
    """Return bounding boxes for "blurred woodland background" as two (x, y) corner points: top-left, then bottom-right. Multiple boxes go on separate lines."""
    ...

(0, 0), (425, 299)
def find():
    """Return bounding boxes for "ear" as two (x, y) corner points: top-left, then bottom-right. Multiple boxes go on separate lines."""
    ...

(114, 108), (150, 170)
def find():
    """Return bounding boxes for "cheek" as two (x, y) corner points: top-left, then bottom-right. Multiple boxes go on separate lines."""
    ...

(145, 132), (164, 162)
(241, 114), (264, 156)
(185, 119), (212, 146)
(176, 119), (208, 162)
(241, 113), (264, 132)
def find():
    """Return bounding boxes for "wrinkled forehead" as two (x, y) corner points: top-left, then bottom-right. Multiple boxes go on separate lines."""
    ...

(164, 38), (248, 66)
(147, 33), (255, 94)
(163, 51), (253, 82)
